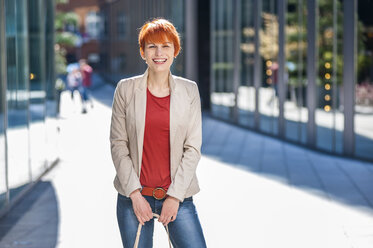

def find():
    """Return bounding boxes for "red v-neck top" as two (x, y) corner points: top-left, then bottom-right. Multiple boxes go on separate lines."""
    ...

(140, 88), (171, 190)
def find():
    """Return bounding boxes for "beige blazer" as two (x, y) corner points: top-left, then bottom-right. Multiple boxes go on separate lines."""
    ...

(110, 69), (202, 202)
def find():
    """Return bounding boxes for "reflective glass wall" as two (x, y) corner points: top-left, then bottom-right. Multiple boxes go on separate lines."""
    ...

(315, 0), (344, 153)
(259, 0), (279, 135)
(0, 0), (58, 216)
(285, 0), (308, 143)
(29, 0), (48, 179)
(211, 0), (235, 120)
(6, 0), (30, 201)
(355, 1), (373, 160)
(238, 0), (255, 127)
(211, 0), (373, 162)
(0, 0), (7, 210)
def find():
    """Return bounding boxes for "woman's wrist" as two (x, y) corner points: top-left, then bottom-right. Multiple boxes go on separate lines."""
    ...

(129, 189), (142, 200)
(167, 195), (180, 203)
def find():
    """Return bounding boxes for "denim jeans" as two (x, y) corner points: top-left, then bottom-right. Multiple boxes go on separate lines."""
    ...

(117, 193), (207, 248)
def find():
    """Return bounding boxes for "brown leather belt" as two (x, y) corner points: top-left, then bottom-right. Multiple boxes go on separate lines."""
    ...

(141, 187), (167, 200)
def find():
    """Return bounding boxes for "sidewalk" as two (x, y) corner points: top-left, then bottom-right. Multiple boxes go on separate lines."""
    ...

(0, 80), (372, 248)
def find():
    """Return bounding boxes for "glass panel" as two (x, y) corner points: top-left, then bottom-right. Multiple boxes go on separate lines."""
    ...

(6, 0), (31, 200)
(259, 0), (279, 134)
(315, 0), (344, 153)
(211, 0), (235, 120)
(355, 0), (373, 160)
(0, 0), (7, 209)
(238, 0), (255, 127)
(29, 0), (47, 179)
(168, 0), (185, 77)
(45, 0), (59, 165)
(284, 0), (308, 143)
(98, 0), (185, 82)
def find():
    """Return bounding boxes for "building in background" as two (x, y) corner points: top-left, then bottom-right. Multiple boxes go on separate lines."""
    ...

(210, 0), (373, 161)
(56, 0), (207, 106)
(57, 0), (186, 82)
(56, 0), (101, 67)
(98, 0), (186, 82)
(0, 0), (58, 216)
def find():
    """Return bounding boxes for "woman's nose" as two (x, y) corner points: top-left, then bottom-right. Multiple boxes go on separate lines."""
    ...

(155, 47), (162, 56)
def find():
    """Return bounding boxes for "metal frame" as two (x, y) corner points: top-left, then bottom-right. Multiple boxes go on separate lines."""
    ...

(306, 0), (317, 147)
(278, 0), (286, 138)
(343, 0), (356, 156)
(210, 0), (216, 109)
(232, 0), (241, 122)
(0, 0), (9, 206)
(185, 0), (198, 82)
(253, 0), (262, 129)
(331, 0), (338, 151)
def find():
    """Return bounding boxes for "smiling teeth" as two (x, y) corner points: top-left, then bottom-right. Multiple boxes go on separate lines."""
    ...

(153, 59), (166, 62)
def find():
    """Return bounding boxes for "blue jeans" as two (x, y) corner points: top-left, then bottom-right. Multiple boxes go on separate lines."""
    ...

(117, 193), (207, 248)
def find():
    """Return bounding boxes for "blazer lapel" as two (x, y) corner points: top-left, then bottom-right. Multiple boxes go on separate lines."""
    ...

(135, 69), (148, 175)
(169, 73), (182, 153)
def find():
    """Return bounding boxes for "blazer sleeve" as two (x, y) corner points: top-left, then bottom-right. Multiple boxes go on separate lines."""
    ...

(110, 82), (142, 197)
(167, 83), (202, 202)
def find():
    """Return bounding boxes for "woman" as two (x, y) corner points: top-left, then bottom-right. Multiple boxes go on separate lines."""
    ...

(110, 18), (207, 248)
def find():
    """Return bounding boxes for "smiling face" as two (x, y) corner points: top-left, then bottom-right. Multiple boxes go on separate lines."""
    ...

(138, 19), (181, 74)
(142, 40), (175, 73)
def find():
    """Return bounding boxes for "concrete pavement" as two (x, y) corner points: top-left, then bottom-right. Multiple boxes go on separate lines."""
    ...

(0, 80), (373, 248)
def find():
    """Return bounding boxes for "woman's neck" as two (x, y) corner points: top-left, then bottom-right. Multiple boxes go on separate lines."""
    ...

(147, 69), (170, 89)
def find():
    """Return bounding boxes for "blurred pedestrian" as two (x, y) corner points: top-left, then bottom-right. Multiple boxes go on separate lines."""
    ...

(79, 59), (94, 108)
(110, 18), (206, 248)
(67, 67), (82, 100)
(67, 67), (86, 113)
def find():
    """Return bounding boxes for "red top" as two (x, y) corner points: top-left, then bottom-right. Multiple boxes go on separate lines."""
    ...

(81, 64), (93, 87)
(140, 88), (171, 190)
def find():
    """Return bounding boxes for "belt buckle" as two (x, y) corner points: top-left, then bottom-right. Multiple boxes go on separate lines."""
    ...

(152, 187), (166, 200)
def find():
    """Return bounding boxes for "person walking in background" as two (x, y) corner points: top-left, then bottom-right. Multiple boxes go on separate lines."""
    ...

(67, 67), (82, 100)
(79, 59), (94, 109)
(110, 18), (207, 248)
(67, 67), (87, 114)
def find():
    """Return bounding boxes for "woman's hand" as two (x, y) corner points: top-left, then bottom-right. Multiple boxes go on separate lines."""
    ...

(130, 189), (153, 225)
(159, 196), (180, 226)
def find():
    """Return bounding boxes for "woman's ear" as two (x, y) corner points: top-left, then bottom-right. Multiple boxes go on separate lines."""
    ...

(140, 49), (145, 60)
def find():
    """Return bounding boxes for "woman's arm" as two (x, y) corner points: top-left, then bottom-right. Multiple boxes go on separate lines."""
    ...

(110, 81), (154, 225)
(110, 82), (142, 197)
(167, 83), (202, 202)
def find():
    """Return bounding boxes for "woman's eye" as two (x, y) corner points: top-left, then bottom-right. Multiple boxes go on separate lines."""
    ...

(163, 45), (170, 48)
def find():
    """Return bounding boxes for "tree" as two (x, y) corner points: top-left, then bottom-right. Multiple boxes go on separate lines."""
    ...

(54, 1), (79, 75)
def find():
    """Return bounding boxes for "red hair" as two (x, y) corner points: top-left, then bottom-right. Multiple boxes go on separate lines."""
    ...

(138, 18), (181, 57)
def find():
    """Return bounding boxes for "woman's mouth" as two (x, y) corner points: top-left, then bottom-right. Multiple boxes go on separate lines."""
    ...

(152, 58), (167, 64)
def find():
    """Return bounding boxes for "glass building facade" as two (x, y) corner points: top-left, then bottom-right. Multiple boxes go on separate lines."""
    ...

(211, 0), (373, 161)
(98, 0), (186, 82)
(0, 0), (58, 215)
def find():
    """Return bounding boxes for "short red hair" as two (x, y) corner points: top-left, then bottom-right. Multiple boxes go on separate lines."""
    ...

(138, 18), (181, 57)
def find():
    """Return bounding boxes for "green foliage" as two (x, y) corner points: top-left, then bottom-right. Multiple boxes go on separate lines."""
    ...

(54, 10), (79, 75)
(55, 31), (78, 47)
(55, 12), (79, 30)
(55, 46), (67, 75)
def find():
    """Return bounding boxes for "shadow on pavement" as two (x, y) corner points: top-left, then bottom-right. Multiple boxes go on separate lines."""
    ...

(201, 115), (373, 213)
(0, 181), (59, 247)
